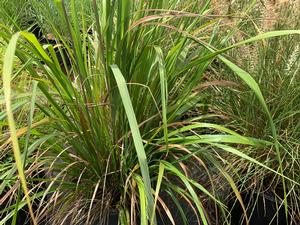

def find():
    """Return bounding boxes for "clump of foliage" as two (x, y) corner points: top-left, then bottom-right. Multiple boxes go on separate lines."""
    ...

(1, 0), (299, 225)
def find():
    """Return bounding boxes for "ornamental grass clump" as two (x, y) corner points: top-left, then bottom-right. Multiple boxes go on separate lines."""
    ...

(1, 0), (300, 224)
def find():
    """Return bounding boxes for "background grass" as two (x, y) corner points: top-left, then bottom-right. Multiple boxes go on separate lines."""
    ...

(207, 1), (300, 223)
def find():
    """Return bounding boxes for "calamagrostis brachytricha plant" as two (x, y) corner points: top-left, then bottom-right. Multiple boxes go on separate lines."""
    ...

(1, 0), (300, 224)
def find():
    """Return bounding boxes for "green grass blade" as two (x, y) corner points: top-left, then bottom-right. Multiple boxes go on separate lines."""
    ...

(150, 163), (165, 225)
(218, 56), (271, 122)
(12, 80), (38, 225)
(179, 30), (300, 75)
(154, 46), (169, 153)
(213, 143), (299, 186)
(19, 31), (52, 63)
(110, 64), (155, 222)
(166, 134), (266, 146)
(134, 175), (147, 225)
(2, 32), (37, 225)
(229, 30), (300, 49)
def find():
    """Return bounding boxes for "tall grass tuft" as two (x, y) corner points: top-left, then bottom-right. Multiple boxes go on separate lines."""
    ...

(1, 0), (300, 224)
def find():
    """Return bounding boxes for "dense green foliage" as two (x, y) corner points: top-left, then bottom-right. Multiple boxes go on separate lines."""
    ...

(0, 0), (299, 225)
